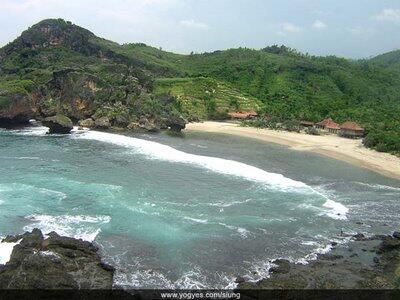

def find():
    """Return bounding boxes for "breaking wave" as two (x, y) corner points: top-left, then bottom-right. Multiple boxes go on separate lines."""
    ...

(0, 239), (21, 265)
(75, 130), (348, 219)
(23, 214), (111, 242)
(77, 131), (297, 188)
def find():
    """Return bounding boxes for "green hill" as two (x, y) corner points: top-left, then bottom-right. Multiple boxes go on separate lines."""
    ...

(0, 19), (399, 153)
(370, 49), (400, 70)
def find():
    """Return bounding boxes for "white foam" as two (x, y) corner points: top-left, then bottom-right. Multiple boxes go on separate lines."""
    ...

(23, 214), (111, 242)
(355, 182), (400, 192)
(0, 239), (21, 265)
(219, 223), (251, 239)
(0, 156), (41, 160)
(39, 250), (60, 259)
(323, 200), (349, 220)
(75, 130), (308, 191)
(184, 217), (208, 224)
(9, 126), (49, 136)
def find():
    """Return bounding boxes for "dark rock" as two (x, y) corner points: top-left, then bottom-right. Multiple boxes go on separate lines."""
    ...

(379, 236), (400, 253)
(319, 254), (344, 261)
(269, 259), (291, 274)
(42, 115), (73, 134)
(94, 116), (111, 129)
(78, 118), (95, 128)
(0, 229), (114, 289)
(373, 257), (380, 264)
(235, 276), (245, 284)
(331, 241), (338, 246)
(166, 115), (187, 132)
(113, 115), (129, 127)
(393, 231), (400, 239)
(353, 233), (366, 241)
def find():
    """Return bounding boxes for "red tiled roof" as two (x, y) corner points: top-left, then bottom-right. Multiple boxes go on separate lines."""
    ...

(340, 121), (364, 131)
(318, 118), (340, 130)
(247, 111), (258, 116)
(228, 111), (257, 119)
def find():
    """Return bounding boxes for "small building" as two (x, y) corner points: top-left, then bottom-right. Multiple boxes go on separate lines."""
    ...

(299, 120), (315, 128)
(316, 118), (341, 134)
(228, 111), (258, 120)
(340, 121), (364, 138)
(247, 111), (258, 118)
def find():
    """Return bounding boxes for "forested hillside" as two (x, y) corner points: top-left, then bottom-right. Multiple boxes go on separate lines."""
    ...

(125, 44), (400, 153)
(0, 19), (399, 153)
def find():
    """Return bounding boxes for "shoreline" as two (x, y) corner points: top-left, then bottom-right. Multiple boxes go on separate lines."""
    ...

(185, 121), (400, 181)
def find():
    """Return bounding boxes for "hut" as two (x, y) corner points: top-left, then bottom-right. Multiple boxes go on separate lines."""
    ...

(340, 121), (364, 138)
(316, 118), (340, 134)
(228, 111), (258, 120)
(299, 120), (315, 128)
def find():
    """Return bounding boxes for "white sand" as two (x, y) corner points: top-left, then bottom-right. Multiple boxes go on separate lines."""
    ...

(185, 122), (400, 180)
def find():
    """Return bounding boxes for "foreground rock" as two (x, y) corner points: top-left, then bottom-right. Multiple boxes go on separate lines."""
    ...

(238, 232), (400, 291)
(0, 229), (114, 289)
(42, 115), (73, 134)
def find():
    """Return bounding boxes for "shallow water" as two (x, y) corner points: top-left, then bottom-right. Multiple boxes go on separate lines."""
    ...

(0, 126), (399, 288)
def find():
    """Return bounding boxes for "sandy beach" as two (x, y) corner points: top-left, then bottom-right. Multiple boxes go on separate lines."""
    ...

(185, 121), (400, 180)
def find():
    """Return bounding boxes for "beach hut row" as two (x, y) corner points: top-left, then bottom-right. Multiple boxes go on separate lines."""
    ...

(312, 118), (364, 138)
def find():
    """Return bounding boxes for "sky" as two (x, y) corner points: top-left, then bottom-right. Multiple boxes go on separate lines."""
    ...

(0, 0), (400, 58)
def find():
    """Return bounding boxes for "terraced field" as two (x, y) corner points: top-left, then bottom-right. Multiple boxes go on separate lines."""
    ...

(155, 77), (261, 120)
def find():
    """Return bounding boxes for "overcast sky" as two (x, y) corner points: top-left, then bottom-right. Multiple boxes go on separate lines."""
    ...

(1, 0), (400, 58)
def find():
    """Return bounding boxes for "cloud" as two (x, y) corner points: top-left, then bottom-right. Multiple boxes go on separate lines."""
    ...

(179, 19), (209, 30)
(312, 20), (327, 30)
(348, 26), (364, 35)
(277, 22), (303, 36)
(374, 8), (400, 24)
(348, 26), (375, 36)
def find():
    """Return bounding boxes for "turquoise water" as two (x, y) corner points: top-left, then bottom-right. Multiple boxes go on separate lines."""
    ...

(0, 126), (399, 288)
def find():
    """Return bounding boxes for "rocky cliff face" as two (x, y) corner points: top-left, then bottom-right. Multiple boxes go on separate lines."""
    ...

(0, 229), (114, 289)
(0, 94), (33, 126)
(0, 19), (187, 132)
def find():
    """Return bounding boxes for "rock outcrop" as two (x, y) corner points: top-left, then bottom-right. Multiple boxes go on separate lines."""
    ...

(238, 232), (400, 291)
(78, 118), (95, 128)
(42, 115), (73, 134)
(113, 115), (129, 128)
(138, 116), (159, 132)
(0, 229), (114, 289)
(94, 117), (111, 129)
(0, 94), (33, 127)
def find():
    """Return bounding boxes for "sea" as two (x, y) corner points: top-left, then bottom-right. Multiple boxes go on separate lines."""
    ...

(0, 125), (399, 288)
